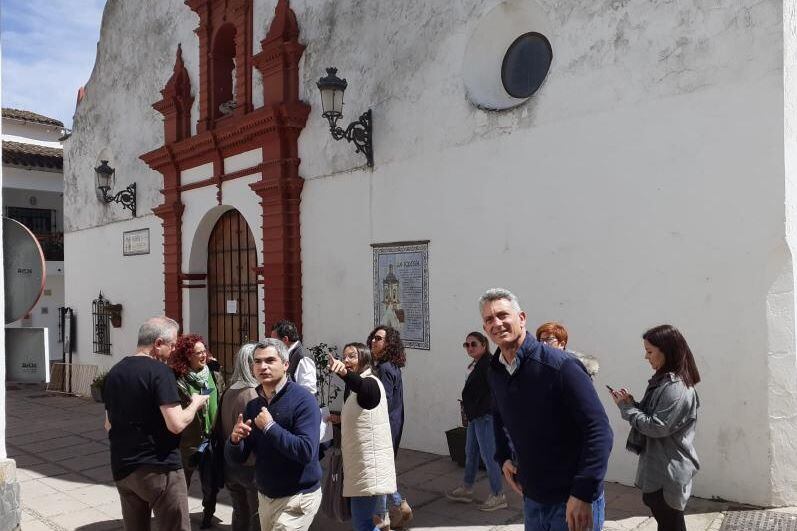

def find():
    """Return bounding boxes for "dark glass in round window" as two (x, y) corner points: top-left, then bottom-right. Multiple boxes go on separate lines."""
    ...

(501, 32), (552, 99)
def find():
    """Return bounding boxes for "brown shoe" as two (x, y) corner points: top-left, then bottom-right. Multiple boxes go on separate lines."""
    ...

(373, 512), (391, 531)
(388, 503), (405, 529)
(399, 499), (413, 523)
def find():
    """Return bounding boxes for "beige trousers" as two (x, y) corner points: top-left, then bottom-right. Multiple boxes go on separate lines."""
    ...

(257, 487), (322, 531)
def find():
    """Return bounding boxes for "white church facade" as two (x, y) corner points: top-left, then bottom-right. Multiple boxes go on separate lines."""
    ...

(63, 0), (797, 505)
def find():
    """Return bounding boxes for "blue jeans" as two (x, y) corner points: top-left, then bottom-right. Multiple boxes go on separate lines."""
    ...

(374, 491), (403, 514)
(464, 414), (504, 495)
(523, 492), (605, 531)
(350, 496), (380, 531)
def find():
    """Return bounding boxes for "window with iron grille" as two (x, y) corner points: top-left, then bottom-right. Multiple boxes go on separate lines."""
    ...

(92, 294), (112, 355)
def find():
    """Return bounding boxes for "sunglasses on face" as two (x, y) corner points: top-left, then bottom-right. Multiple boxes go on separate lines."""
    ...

(371, 336), (385, 343)
(463, 341), (480, 348)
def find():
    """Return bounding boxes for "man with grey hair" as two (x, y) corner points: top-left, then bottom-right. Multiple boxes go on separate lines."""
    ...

(228, 338), (323, 531)
(480, 289), (613, 531)
(103, 316), (210, 531)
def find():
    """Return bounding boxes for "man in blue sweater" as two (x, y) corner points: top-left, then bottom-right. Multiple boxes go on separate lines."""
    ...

(227, 338), (322, 530)
(480, 288), (613, 531)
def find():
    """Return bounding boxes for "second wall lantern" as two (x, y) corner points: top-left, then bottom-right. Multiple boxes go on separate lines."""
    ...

(316, 67), (373, 167)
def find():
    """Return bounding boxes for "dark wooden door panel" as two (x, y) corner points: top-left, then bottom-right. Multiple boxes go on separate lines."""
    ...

(207, 210), (259, 379)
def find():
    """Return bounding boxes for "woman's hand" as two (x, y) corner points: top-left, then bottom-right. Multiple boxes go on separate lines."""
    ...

(609, 387), (634, 406)
(327, 353), (347, 377)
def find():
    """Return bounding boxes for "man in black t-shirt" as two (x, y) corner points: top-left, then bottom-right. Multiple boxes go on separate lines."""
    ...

(104, 316), (209, 531)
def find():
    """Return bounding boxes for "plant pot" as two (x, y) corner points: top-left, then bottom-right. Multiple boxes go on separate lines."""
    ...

(90, 385), (103, 403)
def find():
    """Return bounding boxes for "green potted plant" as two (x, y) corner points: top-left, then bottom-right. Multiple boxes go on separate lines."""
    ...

(308, 342), (343, 446)
(90, 371), (107, 403)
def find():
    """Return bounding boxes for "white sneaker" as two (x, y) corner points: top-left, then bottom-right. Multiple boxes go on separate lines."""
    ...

(445, 486), (474, 503)
(478, 493), (508, 512)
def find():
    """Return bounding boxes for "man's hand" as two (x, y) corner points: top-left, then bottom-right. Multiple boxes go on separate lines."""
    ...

(327, 353), (347, 377)
(502, 459), (522, 495)
(230, 413), (252, 444)
(254, 406), (273, 430)
(328, 413), (341, 425)
(565, 496), (593, 531)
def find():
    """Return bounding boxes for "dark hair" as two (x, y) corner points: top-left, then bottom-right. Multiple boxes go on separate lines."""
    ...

(535, 321), (568, 347)
(366, 325), (406, 368)
(643, 324), (701, 387)
(466, 331), (491, 354)
(169, 333), (207, 378)
(343, 342), (372, 373)
(271, 320), (300, 343)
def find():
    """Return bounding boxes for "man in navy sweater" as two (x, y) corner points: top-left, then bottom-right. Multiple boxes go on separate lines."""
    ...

(480, 288), (613, 531)
(227, 338), (322, 531)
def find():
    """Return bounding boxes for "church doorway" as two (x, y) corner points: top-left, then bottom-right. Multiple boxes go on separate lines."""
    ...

(207, 209), (259, 377)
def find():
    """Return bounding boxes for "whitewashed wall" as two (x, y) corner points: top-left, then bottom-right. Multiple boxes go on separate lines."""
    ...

(63, 0), (794, 505)
(63, 215), (163, 373)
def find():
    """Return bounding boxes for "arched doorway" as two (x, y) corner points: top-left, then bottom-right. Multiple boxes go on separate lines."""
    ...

(207, 209), (259, 377)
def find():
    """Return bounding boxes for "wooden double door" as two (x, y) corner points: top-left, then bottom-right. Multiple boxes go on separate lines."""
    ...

(207, 209), (259, 378)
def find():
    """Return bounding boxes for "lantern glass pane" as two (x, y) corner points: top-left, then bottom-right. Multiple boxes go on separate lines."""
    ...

(333, 90), (344, 115)
(320, 88), (335, 115)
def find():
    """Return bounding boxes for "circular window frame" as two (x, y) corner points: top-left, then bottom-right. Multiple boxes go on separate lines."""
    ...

(500, 32), (553, 99)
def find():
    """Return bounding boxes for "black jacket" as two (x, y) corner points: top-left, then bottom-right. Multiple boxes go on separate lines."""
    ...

(461, 354), (492, 421)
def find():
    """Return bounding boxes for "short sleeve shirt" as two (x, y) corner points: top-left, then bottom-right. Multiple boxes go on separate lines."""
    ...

(104, 356), (182, 480)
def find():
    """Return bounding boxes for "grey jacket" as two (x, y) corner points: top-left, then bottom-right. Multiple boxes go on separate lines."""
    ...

(619, 373), (699, 511)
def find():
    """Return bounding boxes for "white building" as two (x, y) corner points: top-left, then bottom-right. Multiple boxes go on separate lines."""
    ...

(64, 0), (797, 505)
(2, 108), (66, 362)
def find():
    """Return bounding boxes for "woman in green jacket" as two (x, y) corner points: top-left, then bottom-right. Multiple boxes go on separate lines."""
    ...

(170, 334), (224, 529)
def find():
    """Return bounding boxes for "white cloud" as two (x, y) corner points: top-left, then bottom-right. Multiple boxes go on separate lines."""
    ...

(1, 0), (105, 128)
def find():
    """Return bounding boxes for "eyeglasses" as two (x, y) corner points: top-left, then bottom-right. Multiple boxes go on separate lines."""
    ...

(371, 336), (385, 343)
(192, 350), (207, 356)
(462, 341), (480, 348)
(539, 336), (559, 345)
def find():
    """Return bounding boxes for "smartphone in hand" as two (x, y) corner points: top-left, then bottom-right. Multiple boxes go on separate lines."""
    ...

(606, 385), (615, 393)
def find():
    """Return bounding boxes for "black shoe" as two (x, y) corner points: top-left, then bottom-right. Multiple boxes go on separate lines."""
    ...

(200, 514), (213, 529)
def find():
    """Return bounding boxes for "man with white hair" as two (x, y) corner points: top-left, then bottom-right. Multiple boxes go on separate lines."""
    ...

(227, 338), (322, 531)
(104, 316), (210, 531)
(479, 289), (613, 531)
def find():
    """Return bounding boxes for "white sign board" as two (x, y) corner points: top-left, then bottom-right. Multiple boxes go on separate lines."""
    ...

(226, 299), (238, 314)
(6, 327), (50, 383)
(123, 228), (150, 256)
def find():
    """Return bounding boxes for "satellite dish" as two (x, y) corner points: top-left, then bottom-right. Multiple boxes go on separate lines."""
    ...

(3, 217), (46, 324)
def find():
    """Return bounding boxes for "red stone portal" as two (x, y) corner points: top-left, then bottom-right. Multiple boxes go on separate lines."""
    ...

(141, 0), (309, 334)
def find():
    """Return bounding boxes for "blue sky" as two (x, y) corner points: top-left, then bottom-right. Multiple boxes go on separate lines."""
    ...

(1, 0), (105, 128)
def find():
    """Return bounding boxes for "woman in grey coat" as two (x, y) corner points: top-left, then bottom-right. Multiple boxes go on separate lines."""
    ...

(609, 324), (700, 531)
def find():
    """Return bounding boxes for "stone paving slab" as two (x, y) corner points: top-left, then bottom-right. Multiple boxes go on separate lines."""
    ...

(2, 385), (776, 530)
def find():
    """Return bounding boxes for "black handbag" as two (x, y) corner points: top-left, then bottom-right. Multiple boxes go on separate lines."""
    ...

(320, 447), (351, 522)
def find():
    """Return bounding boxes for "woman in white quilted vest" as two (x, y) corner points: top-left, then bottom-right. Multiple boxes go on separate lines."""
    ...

(328, 342), (397, 531)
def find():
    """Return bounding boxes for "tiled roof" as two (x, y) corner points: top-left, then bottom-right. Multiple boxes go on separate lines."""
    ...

(2, 141), (63, 170)
(2, 108), (64, 127)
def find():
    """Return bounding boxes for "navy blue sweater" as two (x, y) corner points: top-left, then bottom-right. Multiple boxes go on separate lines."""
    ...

(489, 332), (613, 504)
(226, 380), (322, 498)
(375, 361), (404, 452)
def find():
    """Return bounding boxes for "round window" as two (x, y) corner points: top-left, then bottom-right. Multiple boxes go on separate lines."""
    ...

(501, 32), (552, 99)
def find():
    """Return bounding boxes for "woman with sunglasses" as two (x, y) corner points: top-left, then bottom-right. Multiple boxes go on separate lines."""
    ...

(608, 325), (701, 531)
(446, 332), (507, 512)
(366, 325), (411, 529)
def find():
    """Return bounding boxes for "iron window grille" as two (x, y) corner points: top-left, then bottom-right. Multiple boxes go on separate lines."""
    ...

(92, 294), (112, 355)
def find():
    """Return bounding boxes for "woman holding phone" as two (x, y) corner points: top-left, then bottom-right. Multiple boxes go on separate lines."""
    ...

(170, 334), (224, 528)
(608, 325), (700, 531)
(328, 343), (397, 531)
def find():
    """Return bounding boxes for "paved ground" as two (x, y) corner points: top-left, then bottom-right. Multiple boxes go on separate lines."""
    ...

(2, 384), (783, 530)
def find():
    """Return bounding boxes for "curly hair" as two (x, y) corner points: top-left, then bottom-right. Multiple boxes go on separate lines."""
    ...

(366, 325), (406, 368)
(169, 333), (208, 378)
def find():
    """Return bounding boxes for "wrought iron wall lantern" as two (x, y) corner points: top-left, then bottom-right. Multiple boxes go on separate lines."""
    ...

(316, 67), (373, 167)
(95, 160), (137, 217)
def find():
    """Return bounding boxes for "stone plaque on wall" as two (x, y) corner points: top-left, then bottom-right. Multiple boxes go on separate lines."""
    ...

(372, 241), (430, 350)
(123, 228), (150, 256)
